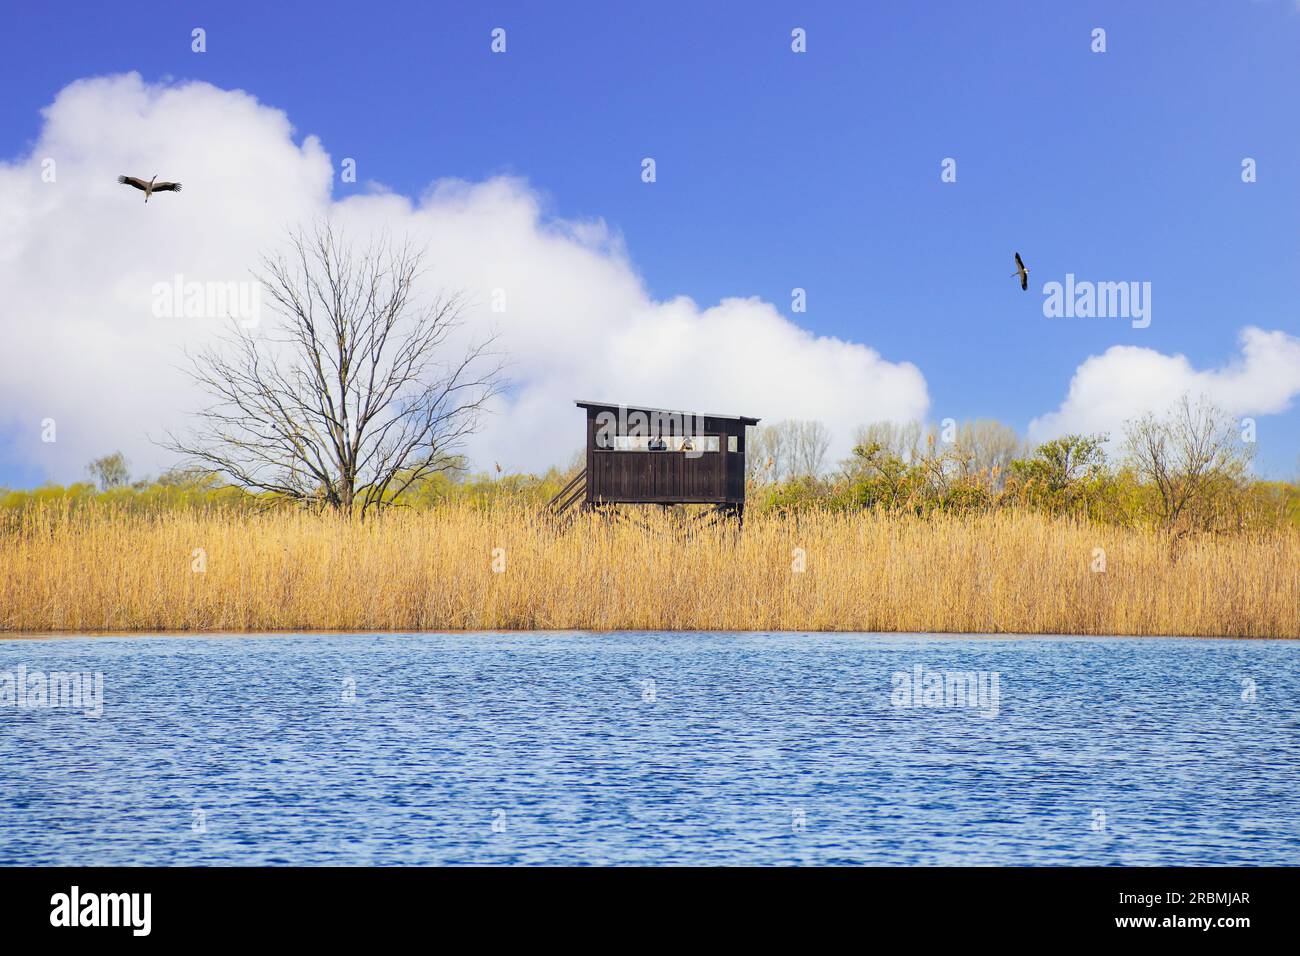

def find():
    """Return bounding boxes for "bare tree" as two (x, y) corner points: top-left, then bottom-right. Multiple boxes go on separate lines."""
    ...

(165, 222), (503, 516)
(790, 420), (831, 477)
(746, 423), (785, 482)
(848, 421), (924, 467)
(1123, 395), (1251, 530)
(87, 452), (130, 491)
(952, 419), (1022, 484)
(746, 419), (831, 480)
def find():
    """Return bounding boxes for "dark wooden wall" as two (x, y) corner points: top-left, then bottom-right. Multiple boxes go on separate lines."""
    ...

(583, 408), (749, 505)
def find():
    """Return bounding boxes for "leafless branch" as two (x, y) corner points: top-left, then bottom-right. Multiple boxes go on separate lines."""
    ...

(162, 221), (505, 517)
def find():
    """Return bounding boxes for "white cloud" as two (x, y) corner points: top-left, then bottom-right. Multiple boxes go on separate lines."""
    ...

(0, 73), (929, 482)
(1028, 327), (1300, 443)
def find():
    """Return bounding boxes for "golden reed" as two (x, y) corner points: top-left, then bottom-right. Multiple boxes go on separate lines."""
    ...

(2, 504), (1298, 636)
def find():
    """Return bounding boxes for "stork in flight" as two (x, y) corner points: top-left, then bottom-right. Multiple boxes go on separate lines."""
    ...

(117, 174), (182, 203)
(1011, 252), (1029, 291)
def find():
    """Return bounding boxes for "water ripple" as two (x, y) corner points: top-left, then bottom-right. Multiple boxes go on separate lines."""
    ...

(0, 632), (1296, 865)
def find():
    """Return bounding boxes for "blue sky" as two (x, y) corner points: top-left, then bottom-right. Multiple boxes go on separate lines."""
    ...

(3, 0), (1300, 484)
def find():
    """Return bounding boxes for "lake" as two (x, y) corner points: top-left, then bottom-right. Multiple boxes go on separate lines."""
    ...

(1, 632), (1296, 865)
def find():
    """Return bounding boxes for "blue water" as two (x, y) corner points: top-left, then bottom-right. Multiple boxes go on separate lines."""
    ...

(0, 632), (1296, 866)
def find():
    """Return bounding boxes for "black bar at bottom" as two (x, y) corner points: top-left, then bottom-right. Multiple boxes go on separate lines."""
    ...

(0, 866), (1283, 942)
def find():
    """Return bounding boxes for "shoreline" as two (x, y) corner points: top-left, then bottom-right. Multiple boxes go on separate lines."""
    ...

(2, 629), (1296, 641)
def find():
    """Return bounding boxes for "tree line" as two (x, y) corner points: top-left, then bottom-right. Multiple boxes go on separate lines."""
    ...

(9, 393), (1296, 536)
(749, 397), (1296, 534)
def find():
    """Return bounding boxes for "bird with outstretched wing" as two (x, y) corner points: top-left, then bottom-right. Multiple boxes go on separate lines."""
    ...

(117, 174), (183, 202)
(1012, 252), (1029, 291)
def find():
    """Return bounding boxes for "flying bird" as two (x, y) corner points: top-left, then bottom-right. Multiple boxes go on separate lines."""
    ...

(117, 174), (182, 203)
(1011, 252), (1029, 291)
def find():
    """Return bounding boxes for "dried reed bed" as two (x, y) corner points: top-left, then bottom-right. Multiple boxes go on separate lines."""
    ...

(2, 504), (1298, 636)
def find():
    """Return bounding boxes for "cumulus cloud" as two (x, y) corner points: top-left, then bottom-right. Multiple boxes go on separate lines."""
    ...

(1028, 327), (1300, 443)
(0, 73), (928, 482)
